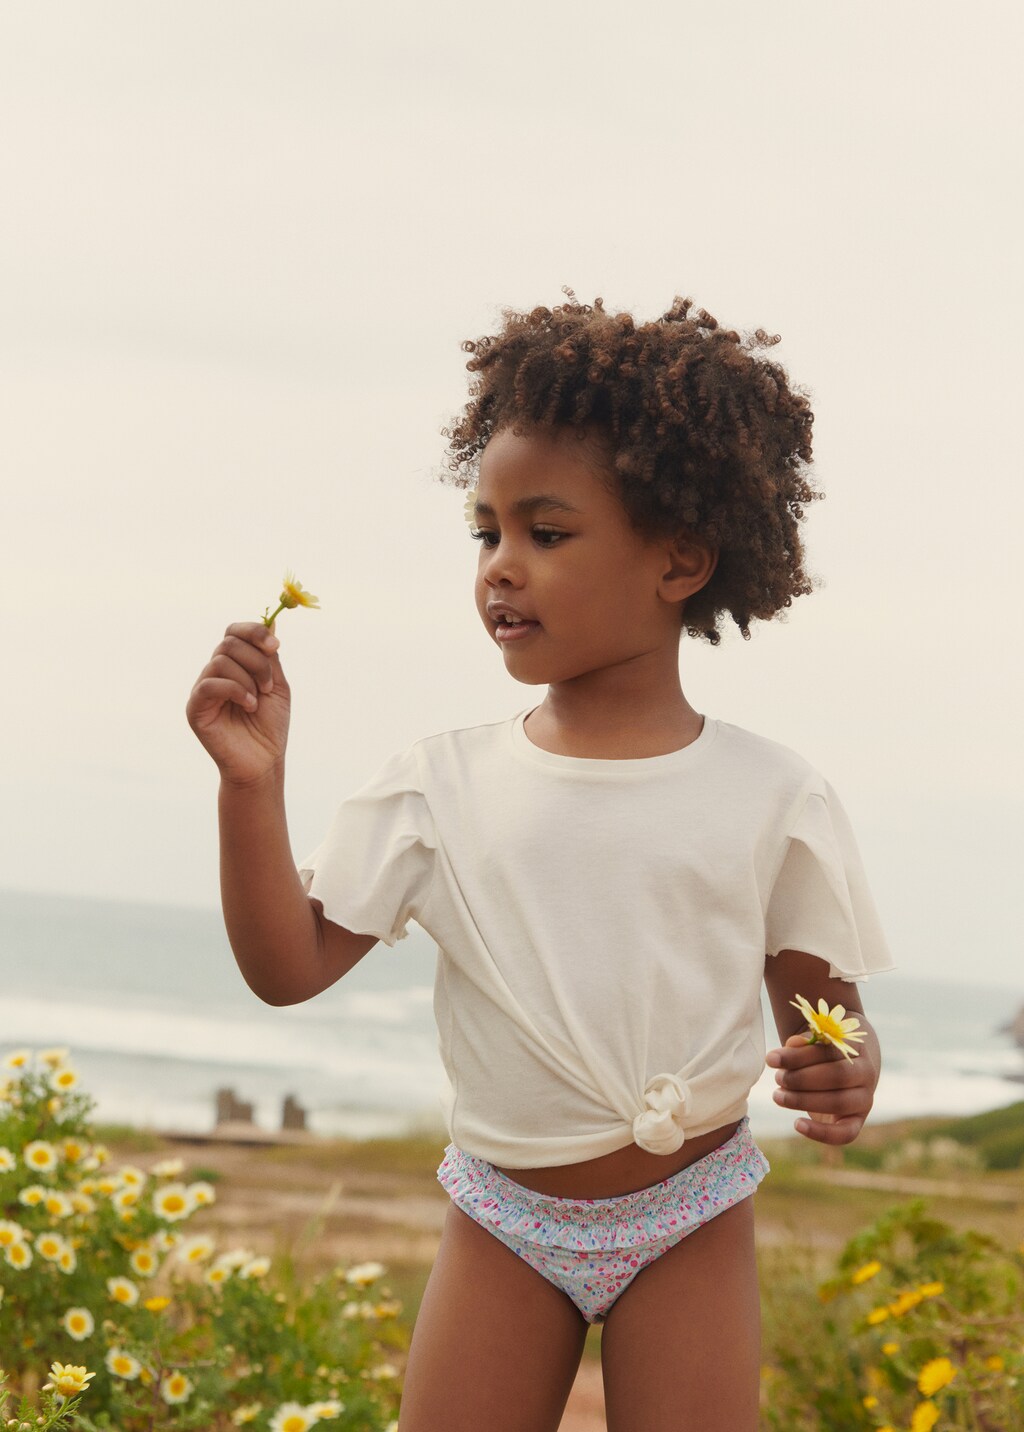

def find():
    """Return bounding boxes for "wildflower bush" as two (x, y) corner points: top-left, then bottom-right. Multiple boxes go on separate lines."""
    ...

(0, 1049), (403, 1431)
(761, 1199), (1024, 1431)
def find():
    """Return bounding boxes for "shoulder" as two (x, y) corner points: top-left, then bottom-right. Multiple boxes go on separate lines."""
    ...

(411, 710), (519, 758)
(710, 719), (827, 805)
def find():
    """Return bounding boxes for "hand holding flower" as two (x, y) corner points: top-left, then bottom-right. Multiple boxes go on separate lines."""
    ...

(187, 615), (292, 787)
(765, 994), (880, 1146)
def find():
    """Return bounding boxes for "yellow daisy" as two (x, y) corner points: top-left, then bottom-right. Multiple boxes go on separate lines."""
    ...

(45, 1362), (95, 1398)
(62, 1307), (95, 1341)
(143, 1295), (171, 1312)
(851, 1259), (881, 1284)
(918, 1357), (957, 1396)
(789, 994), (866, 1060)
(910, 1402), (940, 1432)
(262, 572), (320, 627)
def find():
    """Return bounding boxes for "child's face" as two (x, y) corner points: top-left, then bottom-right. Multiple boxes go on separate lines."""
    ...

(472, 425), (711, 687)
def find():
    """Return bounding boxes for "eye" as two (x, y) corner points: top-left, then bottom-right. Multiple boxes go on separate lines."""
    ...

(468, 527), (566, 548)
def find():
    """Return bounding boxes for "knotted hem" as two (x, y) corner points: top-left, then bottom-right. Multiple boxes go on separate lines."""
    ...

(437, 1116), (768, 1253)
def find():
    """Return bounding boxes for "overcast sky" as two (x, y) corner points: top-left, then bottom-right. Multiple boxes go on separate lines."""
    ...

(2, 1), (1021, 988)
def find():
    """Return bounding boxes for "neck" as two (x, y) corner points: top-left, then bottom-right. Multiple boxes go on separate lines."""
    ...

(528, 653), (703, 759)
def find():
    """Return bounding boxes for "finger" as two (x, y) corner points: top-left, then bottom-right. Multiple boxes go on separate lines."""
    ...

(773, 1085), (866, 1116)
(768, 1042), (849, 1072)
(187, 676), (259, 726)
(211, 638), (278, 694)
(225, 621), (281, 654)
(775, 1059), (862, 1092)
(794, 1113), (865, 1146)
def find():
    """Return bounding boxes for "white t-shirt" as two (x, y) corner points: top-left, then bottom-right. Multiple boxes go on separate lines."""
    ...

(299, 709), (894, 1168)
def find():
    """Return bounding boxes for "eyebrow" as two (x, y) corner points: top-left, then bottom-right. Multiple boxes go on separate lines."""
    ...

(473, 494), (581, 519)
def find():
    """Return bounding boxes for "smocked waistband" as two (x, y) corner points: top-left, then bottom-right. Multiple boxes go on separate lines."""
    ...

(437, 1117), (769, 1251)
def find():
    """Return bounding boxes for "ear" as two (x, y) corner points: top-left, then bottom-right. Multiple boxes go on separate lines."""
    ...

(657, 533), (718, 604)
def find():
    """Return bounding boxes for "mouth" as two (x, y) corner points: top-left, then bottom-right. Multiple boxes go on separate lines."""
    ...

(494, 617), (541, 643)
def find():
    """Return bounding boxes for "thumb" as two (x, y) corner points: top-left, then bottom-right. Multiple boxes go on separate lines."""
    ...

(784, 1034), (812, 1048)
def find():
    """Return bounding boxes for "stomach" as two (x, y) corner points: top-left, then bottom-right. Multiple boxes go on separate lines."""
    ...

(492, 1119), (743, 1199)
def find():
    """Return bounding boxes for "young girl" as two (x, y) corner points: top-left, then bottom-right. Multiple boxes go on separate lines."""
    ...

(187, 291), (895, 1432)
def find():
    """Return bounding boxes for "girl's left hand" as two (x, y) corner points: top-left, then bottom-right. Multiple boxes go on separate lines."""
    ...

(766, 1033), (880, 1145)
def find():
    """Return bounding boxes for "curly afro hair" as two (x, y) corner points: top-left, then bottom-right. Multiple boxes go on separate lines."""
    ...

(439, 288), (820, 643)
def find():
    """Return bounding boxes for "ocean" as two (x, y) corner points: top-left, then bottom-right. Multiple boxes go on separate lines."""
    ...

(2, 888), (1022, 1145)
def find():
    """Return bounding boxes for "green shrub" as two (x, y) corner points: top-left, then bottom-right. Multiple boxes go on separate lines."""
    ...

(0, 1049), (403, 1431)
(761, 1199), (1024, 1430)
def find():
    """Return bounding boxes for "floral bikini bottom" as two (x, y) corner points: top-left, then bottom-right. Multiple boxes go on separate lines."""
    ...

(436, 1115), (770, 1324)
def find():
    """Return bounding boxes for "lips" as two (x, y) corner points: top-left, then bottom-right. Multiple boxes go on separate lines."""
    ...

(486, 601), (536, 624)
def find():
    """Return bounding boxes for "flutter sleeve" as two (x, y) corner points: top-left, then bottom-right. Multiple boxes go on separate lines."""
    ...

(297, 744), (437, 948)
(764, 781), (895, 981)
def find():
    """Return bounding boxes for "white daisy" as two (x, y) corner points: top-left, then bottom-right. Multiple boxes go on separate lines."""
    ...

(105, 1348), (141, 1380)
(61, 1307), (95, 1341)
(107, 1275), (140, 1307)
(160, 1371), (193, 1404)
(345, 1260), (385, 1287)
(23, 1139), (59, 1173)
(153, 1183), (193, 1221)
(268, 1404), (314, 1432)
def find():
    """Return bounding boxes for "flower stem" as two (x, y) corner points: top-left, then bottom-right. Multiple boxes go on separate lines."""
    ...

(261, 603), (285, 628)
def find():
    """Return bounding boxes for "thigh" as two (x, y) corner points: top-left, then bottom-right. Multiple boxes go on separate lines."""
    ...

(399, 1202), (589, 1432)
(600, 1195), (762, 1432)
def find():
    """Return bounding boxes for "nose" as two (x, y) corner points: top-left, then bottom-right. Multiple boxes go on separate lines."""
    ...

(480, 533), (525, 589)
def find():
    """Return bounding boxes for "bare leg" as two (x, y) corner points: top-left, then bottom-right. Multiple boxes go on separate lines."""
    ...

(601, 1195), (761, 1432)
(399, 1203), (590, 1432)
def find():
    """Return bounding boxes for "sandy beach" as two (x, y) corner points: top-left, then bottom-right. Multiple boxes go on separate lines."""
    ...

(99, 1116), (1023, 1432)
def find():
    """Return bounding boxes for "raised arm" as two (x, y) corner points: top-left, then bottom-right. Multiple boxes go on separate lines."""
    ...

(763, 947), (882, 1146)
(187, 621), (377, 1006)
